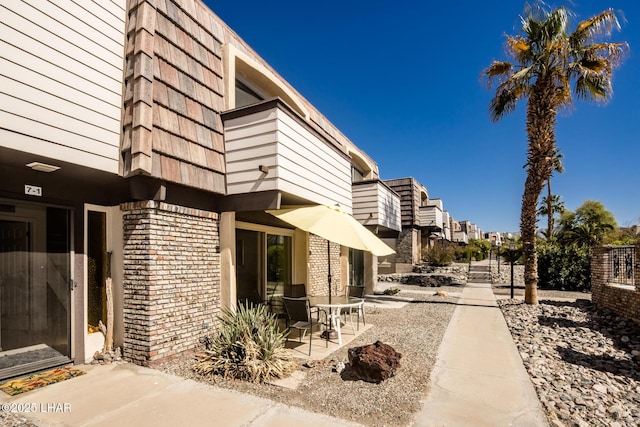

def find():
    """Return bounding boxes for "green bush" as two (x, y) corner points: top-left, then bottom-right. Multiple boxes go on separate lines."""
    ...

(193, 302), (296, 382)
(537, 244), (591, 291)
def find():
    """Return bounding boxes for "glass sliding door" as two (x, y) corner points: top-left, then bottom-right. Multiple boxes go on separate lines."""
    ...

(349, 248), (365, 287)
(0, 202), (71, 380)
(236, 229), (263, 304)
(266, 234), (291, 313)
(235, 226), (292, 311)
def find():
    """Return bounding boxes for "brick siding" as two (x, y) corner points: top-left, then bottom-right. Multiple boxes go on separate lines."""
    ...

(591, 244), (640, 324)
(121, 200), (220, 366)
(308, 234), (342, 296)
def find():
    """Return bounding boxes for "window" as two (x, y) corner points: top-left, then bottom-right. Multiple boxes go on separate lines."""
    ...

(235, 80), (263, 108)
(235, 226), (293, 308)
(351, 166), (365, 183)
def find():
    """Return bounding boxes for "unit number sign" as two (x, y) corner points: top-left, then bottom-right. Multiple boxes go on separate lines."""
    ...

(25, 185), (43, 196)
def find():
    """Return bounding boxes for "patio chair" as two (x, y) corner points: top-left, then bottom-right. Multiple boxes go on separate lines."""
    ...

(284, 283), (324, 320)
(282, 297), (328, 356)
(341, 285), (366, 331)
(284, 283), (307, 298)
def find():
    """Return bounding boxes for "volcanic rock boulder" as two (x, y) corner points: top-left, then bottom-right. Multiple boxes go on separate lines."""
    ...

(347, 341), (401, 383)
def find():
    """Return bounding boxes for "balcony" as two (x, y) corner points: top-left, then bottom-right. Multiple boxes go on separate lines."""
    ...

(419, 205), (443, 230)
(453, 230), (469, 244)
(222, 99), (352, 211)
(352, 180), (401, 232)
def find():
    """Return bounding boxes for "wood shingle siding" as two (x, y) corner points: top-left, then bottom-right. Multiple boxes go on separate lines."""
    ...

(121, 0), (225, 193)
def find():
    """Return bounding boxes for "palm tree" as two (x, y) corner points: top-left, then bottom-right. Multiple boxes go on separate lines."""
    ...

(562, 222), (614, 247)
(544, 149), (564, 239)
(483, 4), (627, 304)
(538, 193), (565, 239)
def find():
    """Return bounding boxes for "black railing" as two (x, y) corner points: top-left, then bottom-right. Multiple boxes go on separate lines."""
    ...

(609, 246), (635, 286)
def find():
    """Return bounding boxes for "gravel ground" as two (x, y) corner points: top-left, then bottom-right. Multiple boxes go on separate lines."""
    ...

(159, 291), (458, 427)
(493, 284), (592, 301)
(499, 298), (640, 427)
(0, 412), (37, 427)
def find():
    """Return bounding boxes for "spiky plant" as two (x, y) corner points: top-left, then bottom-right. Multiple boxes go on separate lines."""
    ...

(193, 302), (296, 382)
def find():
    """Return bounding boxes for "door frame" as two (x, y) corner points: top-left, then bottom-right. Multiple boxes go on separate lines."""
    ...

(235, 221), (295, 300)
(0, 199), (73, 358)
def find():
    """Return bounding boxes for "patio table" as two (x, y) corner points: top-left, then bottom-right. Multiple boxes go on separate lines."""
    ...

(307, 296), (364, 345)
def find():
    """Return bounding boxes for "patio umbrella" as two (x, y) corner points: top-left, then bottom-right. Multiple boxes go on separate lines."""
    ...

(266, 205), (395, 299)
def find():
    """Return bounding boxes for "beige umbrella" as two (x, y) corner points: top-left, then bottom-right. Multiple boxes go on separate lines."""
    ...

(266, 204), (395, 301)
(266, 205), (395, 257)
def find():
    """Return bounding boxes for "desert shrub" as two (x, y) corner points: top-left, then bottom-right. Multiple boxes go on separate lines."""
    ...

(423, 245), (456, 266)
(193, 302), (296, 382)
(537, 244), (591, 291)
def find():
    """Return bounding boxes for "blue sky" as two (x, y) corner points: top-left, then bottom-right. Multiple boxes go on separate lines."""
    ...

(205, 1), (640, 233)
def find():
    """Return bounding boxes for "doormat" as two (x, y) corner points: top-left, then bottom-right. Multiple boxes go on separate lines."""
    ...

(0, 366), (86, 396)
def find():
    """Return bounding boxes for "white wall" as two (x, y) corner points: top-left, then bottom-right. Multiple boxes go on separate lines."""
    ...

(420, 205), (444, 229)
(352, 181), (401, 231)
(0, 0), (126, 173)
(225, 105), (353, 211)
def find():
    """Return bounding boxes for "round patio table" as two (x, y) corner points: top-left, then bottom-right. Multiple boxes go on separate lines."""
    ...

(307, 296), (364, 345)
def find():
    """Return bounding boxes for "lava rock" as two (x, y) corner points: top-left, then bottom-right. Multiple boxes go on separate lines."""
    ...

(348, 341), (402, 384)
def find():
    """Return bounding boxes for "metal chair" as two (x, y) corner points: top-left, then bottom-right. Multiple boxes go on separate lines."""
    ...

(282, 297), (327, 356)
(284, 283), (307, 298)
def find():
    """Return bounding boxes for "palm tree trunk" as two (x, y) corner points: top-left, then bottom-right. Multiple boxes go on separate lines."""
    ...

(521, 173), (543, 305)
(522, 77), (557, 305)
(547, 179), (553, 240)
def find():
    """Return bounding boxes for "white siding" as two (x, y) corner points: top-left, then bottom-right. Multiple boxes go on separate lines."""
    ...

(0, 0), (126, 173)
(224, 106), (352, 211)
(454, 231), (469, 244)
(352, 181), (401, 231)
(419, 205), (443, 229)
(427, 199), (443, 210)
(442, 211), (451, 241)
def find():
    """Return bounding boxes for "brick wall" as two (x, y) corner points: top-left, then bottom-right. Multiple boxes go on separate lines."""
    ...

(591, 244), (640, 325)
(308, 234), (341, 296)
(121, 200), (220, 366)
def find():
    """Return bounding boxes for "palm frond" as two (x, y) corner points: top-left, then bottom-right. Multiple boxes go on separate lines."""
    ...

(584, 42), (629, 67)
(482, 61), (514, 88)
(572, 9), (621, 46)
(574, 74), (611, 102)
(489, 87), (518, 122)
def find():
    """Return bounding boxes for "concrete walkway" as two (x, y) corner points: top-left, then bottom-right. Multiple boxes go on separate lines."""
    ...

(1, 278), (547, 427)
(0, 362), (362, 427)
(413, 281), (548, 427)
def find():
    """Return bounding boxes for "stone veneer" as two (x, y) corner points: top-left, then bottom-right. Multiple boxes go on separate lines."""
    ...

(591, 244), (640, 324)
(121, 200), (220, 366)
(308, 234), (342, 296)
(395, 228), (420, 265)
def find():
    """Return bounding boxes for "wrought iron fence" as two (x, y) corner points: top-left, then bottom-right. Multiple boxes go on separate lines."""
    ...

(608, 246), (635, 286)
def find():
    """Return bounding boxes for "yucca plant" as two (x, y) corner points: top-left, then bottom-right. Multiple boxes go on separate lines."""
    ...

(193, 302), (296, 382)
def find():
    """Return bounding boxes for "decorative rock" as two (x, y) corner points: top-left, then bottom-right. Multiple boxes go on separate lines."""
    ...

(498, 299), (640, 427)
(347, 341), (401, 384)
(593, 384), (608, 394)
